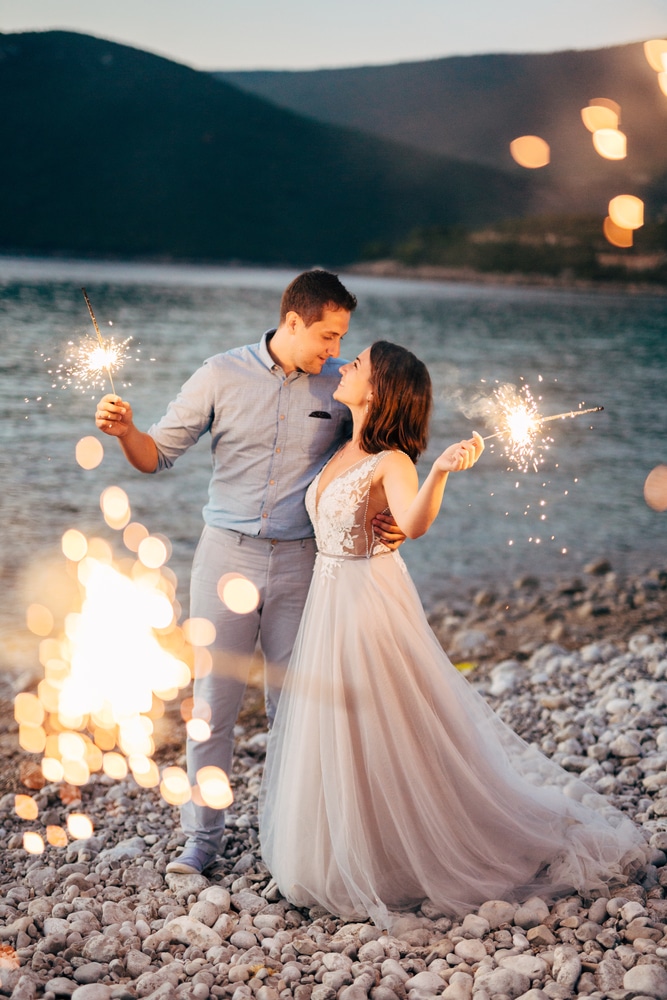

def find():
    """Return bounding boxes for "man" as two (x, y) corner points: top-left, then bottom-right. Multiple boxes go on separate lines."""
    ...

(95, 270), (398, 874)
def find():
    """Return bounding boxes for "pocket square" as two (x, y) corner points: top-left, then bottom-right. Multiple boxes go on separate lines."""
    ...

(309, 411), (332, 419)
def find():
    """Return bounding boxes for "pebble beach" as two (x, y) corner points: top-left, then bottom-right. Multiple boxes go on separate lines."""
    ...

(1, 561), (667, 1000)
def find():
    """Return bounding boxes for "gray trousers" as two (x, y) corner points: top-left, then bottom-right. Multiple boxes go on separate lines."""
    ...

(181, 525), (316, 853)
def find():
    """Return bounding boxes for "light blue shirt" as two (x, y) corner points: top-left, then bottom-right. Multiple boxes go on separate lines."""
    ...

(148, 331), (350, 540)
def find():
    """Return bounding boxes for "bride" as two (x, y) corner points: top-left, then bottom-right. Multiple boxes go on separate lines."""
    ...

(259, 341), (647, 930)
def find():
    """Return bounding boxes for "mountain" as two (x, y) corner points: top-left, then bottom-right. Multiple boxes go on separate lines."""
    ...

(216, 43), (667, 217)
(0, 31), (538, 266)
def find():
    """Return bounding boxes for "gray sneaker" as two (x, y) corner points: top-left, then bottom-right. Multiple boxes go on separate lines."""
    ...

(166, 845), (217, 875)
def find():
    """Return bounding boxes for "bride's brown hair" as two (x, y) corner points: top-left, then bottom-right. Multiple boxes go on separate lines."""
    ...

(360, 341), (432, 462)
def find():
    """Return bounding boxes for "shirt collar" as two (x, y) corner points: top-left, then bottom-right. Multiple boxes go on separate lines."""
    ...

(259, 328), (309, 378)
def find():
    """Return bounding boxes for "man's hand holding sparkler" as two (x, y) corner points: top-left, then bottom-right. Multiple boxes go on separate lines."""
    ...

(96, 393), (132, 437)
(433, 431), (485, 474)
(95, 393), (159, 473)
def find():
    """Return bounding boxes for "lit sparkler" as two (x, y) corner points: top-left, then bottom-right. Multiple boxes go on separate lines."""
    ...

(46, 290), (133, 396)
(484, 383), (603, 472)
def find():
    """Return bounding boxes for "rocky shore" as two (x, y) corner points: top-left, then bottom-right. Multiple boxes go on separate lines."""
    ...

(1, 562), (667, 1000)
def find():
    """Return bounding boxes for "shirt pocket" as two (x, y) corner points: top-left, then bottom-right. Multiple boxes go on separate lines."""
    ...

(298, 408), (346, 457)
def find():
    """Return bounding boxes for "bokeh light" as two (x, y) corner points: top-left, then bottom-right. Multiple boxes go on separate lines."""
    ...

(186, 718), (212, 742)
(101, 486), (131, 529)
(103, 752), (129, 780)
(160, 766), (192, 806)
(138, 535), (169, 569)
(581, 102), (619, 132)
(62, 529), (88, 562)
(603, 216), (633, 248)
(608, 195), (644, 231)
(217, 573), (260, 614)
(644, 466), (667, 512)
(75, 436), (104, 470)
(67, 813), (94, 839)
(26, 604), (54, 637)
(15, 692), (45, 727)
(197, 765), (234, 809)
(46, 826), (69, 847)
(15, 794), (39, 821)
(644, 39), (667, 73)
(509, 135), (550, 169)
(123, 521), (150, 553)
(23, 832), (45, 854)
(592, 129), (626, 160)
(183, 617), (216, 646)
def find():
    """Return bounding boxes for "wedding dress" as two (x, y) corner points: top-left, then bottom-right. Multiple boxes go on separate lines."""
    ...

(259, 452), (647, 929)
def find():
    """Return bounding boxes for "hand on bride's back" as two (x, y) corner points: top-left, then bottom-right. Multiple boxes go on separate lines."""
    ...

(434, 431), (484, 473)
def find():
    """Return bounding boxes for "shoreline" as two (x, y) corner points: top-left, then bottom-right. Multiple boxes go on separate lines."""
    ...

(345, 259), (667, 297)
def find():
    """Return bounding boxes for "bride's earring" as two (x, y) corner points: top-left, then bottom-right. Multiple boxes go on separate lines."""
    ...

(365, 393), (372, 415)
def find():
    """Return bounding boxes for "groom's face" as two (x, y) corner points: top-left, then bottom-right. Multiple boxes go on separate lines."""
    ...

(289, 306), (350, 374)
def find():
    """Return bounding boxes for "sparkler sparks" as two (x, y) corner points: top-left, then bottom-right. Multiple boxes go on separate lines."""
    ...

(43, 290), (136, 398)
(483, 383), (603, 472)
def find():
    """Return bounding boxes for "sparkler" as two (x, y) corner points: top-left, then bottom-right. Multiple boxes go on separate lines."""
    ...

(483, 382), (603, 472)
(81, 287), (119, 394)
(484, 405), (604, 442)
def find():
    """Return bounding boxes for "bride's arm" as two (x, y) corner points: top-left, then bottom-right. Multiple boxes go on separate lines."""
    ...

(380, 432), (484, 539)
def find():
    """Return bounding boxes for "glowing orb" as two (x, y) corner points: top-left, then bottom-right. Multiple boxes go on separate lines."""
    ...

(101, 486), (130, 529)
(25, 603), (54, 637)
(603, 216), (633, 248)
(581, 104), (619, 132)
(644, 39), (667, 72)
(197, 766), (234, 809)
(67, 813), (94, 839)
(608, 195), (644, 231)
(217, 573), (260, 614)
(15, 794), (39, 821)
(14, 692), (45, 726)
(183, 617), (216, 646)
(75, 436), (104, 470)
(644, 465), (667, 512)
(103, 753), (128, 780)
(509, 136), (550, 169)
(62, 529), (88, 562)
(592, 129), (626, 160)
(186, 718), (212, 742)
(160, 766), (192, 806)
(19, 725), (47, 754)
(23, 832), (45, 855)
(138, 535), (168, 569)
(46, 826), (69, 847)
(41, 758), (65, 782)
(62, 759), (91, 786)
(123, 521), (149, 553)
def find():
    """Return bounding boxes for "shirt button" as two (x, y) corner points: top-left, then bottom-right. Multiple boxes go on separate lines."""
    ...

(269, 479), (275, 485)
(276, 447), (281, 453)
(280, 414), (285, 420)
(262, 513), (268, 518)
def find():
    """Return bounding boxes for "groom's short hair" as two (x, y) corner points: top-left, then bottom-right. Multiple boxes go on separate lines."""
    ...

(280, 270), (357, 327)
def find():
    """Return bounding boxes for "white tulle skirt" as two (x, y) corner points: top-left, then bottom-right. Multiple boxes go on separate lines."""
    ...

(259, 551), (647, 930)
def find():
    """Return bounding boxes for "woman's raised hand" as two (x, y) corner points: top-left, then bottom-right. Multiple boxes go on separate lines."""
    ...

(95, 393), (133, 437)
(434, 431), (484, 474)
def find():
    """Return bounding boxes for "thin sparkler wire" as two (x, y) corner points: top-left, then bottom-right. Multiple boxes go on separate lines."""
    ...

(483, 405), (604, 442)
(81, 287), (116, 394)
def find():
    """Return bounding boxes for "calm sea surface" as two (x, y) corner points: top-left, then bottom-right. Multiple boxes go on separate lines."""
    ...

(1, 257), (666, 670)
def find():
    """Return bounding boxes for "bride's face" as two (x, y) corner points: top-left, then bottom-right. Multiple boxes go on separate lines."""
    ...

(334, 348), (373, 408)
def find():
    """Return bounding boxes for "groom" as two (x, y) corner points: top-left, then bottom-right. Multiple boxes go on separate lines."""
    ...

(95, 269), (399, 874)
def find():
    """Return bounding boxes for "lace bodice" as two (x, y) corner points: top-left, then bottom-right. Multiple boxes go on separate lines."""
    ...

(306, 453), (391, 560)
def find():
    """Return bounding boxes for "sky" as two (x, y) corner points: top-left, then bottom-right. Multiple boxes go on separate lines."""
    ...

(2, 0), (666, 71)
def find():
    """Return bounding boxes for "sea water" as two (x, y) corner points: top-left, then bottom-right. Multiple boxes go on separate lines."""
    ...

(1, 256), (665, 670)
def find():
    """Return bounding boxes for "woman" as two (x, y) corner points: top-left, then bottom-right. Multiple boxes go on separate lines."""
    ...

(259, 341), (647, 930)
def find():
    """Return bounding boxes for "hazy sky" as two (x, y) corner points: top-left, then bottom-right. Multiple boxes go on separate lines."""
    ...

(2, 0), (666, 70)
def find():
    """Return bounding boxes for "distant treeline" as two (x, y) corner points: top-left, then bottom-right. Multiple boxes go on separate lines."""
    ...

(364, 216), (667, 284)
